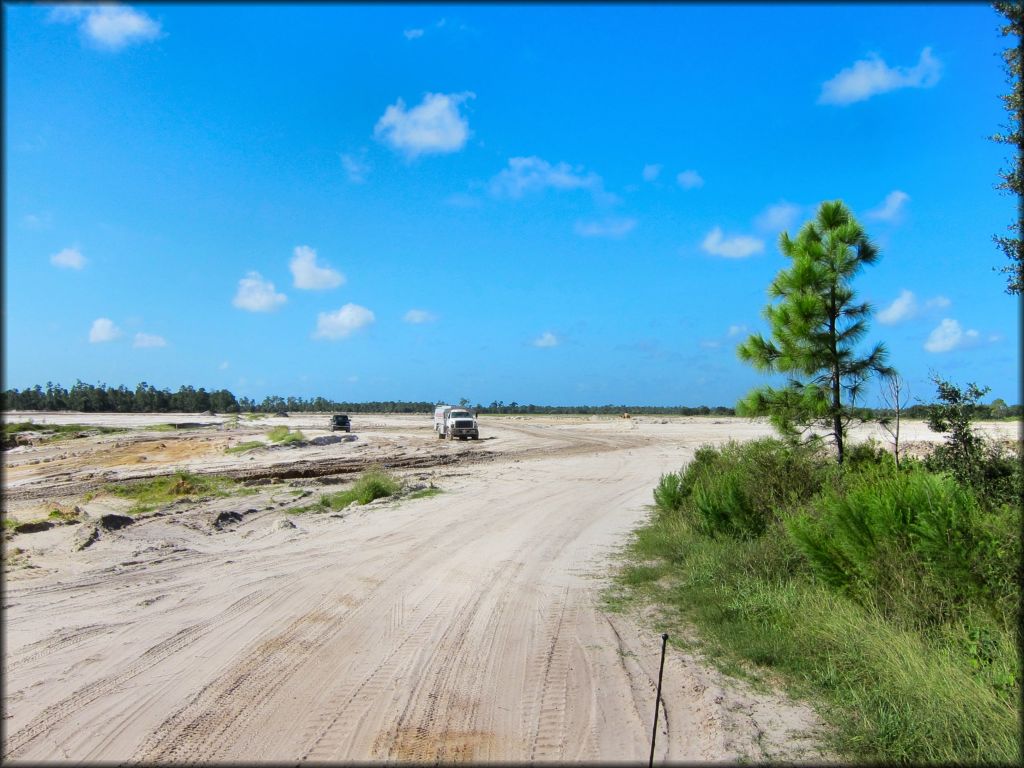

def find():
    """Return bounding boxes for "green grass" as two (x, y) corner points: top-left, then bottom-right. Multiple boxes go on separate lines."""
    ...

(225, 440), (264, 454)
(288, 469), (402, 514)
(266, 426), (305, 444)
(609, 440), (1021, 765)
(100, 471), (247, 514)
(244, 413), (266, 421)
(407, 487), (442, 500)
(148, 423), (178, 432)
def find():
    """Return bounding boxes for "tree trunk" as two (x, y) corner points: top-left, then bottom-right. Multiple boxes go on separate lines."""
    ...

(830, 287), (844, 464)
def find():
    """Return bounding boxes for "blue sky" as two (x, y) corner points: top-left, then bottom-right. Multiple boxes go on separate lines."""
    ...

(4, 3), (1019, 406)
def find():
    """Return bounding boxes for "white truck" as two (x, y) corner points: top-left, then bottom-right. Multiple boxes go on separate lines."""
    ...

(434, 405), (480, 440)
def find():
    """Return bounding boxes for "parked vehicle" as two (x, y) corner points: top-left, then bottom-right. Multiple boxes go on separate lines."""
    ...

(434, 405), (479, 440)
(330, 414), (351, 432)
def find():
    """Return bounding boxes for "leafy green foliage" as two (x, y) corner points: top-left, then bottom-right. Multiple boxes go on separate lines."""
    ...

(991, 1), (1023, 293)
(654, 439), (830, 538)
(102, 471), (240, 514)
(266, 426), (305, 444)
(736, 200), (894, 462)
(318, 469), (401, 510)
(612, 437), (1021, 764)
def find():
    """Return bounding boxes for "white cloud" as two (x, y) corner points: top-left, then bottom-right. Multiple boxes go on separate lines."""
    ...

(754, 201), (802, 232)
(699, 340), (721, 349)
(924, 318), (980, 353)
(489, 156), (603, 199)
(867, 190), (910, 222)
(727, 324), (748, 337)
(533, 331), (559, 348)
(374, 92), (474, 158)
(133, 332), (166, 348)
(701, 227), (764, 258)
(340, 153), (370, 183)
(89, 317), (122, 343)
(574, 218), (637, 238)
(290, 245), (345, 290)
(219, 361), (230, 370)
(642, 163), (662, 182)
(925, 295), (951, 309)
(877, 289), (917, 324)
(314, 304), (375, 340)
(233, 271), (287, 312)
(819, 47), (942, 106)
(49, 4), (163, 51)
(50, 246), (86, 270)
(403, 28), (424, 39)
(676, 170), (704, 189)
(403, 309), (436, 324)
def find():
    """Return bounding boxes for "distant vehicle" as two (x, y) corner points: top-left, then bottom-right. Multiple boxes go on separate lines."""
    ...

(434, 405), (479, 440)
(330, 414), (351, 432)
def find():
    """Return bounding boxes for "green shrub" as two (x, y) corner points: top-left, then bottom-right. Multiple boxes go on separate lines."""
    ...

(661, 439), (829, 539)
(267, 426), (305, 444)
(786, 467), (1019, 631)
(319, 469), (401, 510)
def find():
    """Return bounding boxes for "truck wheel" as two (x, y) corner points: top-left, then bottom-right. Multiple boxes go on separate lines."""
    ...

(438, 430), (445, 440)
(459, 436), (467, 441)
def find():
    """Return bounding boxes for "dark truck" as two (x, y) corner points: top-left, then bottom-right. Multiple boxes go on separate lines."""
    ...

(330, 414), (351, 432)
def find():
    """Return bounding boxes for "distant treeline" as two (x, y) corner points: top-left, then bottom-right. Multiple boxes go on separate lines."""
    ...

(1, 381), (1020, 419)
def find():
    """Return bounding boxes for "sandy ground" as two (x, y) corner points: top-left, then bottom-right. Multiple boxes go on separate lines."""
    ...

(3, 412), (1018, 762)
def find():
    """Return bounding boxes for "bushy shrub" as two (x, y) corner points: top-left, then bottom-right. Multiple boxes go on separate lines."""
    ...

(661, 439), (829, 538)
(786, 466), (1020, 630)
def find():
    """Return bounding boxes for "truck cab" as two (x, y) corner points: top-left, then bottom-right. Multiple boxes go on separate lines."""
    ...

(434, 406), (479, 440)
(330, 414), (351, 432)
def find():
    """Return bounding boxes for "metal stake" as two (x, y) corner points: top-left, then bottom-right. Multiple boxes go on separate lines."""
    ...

(649, 632), (669, 768)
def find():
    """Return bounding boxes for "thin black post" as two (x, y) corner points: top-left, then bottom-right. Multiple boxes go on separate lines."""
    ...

(648, 632), (669, 768)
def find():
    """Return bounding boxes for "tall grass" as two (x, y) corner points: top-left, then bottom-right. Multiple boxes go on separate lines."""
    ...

(316, 469), (401, 511)
(266, 426), (305, 444)
(612, 438), (1021, 764)
(102, 470), (249, 514)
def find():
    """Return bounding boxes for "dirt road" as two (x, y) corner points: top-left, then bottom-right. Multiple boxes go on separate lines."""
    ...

(7, 413), (997, 762)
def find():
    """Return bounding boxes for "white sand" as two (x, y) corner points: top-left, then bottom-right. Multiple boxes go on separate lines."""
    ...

(3, 413), (1017, 761)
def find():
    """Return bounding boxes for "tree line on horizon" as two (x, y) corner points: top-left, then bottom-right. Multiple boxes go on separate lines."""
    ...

(1, 380), (1019, 420)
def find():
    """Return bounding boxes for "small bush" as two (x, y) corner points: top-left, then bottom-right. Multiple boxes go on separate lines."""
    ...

(267, 426), (305, 444)
(103, 471), (236, 514)
(225, 441), (263, 454)
(319, 469), (401, 510)
(659, 439), (829, 539)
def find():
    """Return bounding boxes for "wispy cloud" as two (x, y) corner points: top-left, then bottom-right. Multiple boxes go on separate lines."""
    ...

(340, 152), (370, 183)
(49, 4), (163, 51)
(819, 47), (942, 106)
(533, 331), (559, 348)
(727, 324), (748, 337)
(924, 318), (979, 353)
(676, 170), (704, 189)
(219, 361), (230, 371)
(133, 332), (166, 348)
(877, 289), (952, 325)
(867, 190), (910, 222)
(574, 217), (637, 238)
(233, 271), (287, 312)
(374, 92), (474, 158)
(489, 156), (603, 199)
(444, 192), (482, 208)
(290, 245), (344, 290)
(50, 246), (86, 270)
(314, 304), (375, 340)
(754, 201), (802, 232)
(701, 227), (764, 258)
(89, 317), (122, 343)
(642, 163), (662, 182)
(403, 309), (436, 324)
(877, 289), (917, 324)
(23, 212), (53, 230)
(403, 28), (424, 40)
